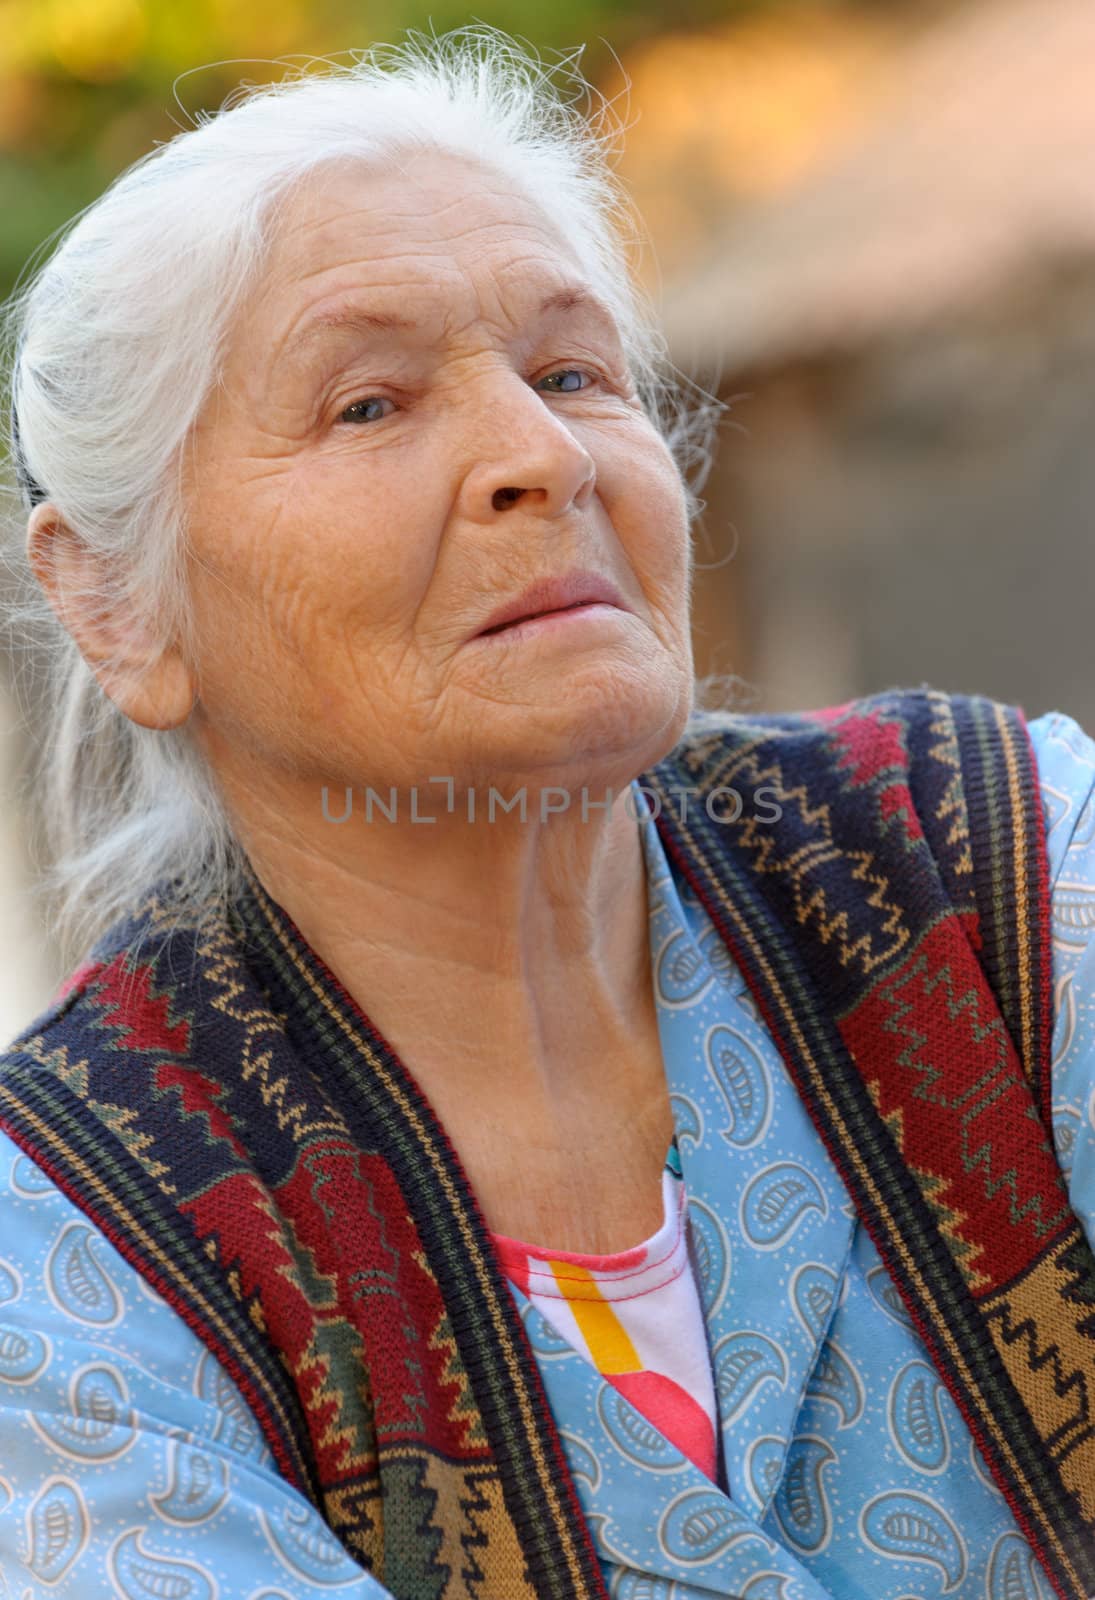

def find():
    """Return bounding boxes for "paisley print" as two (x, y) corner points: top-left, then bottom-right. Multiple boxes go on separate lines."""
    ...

(0, 1259), (19, 1305)
(676, 875), (703, 912)
(560, 1428), (602, 1494)
(770, 1436), (835, 1555)
(1052, 1103), (1081, 1175)
(110, 1527), (217, 1600)
(659, 1487), (775, 1565)
(10, 1153), (57, 1196)
(802, 1338), (864, 1430)
(707, 1024), (772, 1147)
(490, 725), (1095, 1594)
(713, 1331), (788, 1425)
(683, 1197), (730, 1318)
(1052, 881), (1095, 953)
(860, 1492), (967, 1592)
(27, 1477), (87, 1583)
(519, 1295), (577, 1359)
(865, 1263), (917, 1332)
(888, 1362), (949, 1473)
(0, 1323), (49, 1383)
(260, 1501), (366, 1585)
(790, 1263), (839, 1343)
(656, 929), (714, 1008)
(46, 1220), (122, 1326)
(969, 1430), (1001, 1493)
(599, 1384), (689, 1473)
(610, 1572), (677, 1600)
(32, 1363), (135, 1461)
(669, 1091), (703, 1151)
(153, 1431), (230, 1523)
(741, 1578), (793, 1600)
(697, 923), (739, 990)
(1040, 780), (1073, 846)
(0, 1139), (391, 1597)
(195, 1348), (265, 1462)
(740, 1162), (827, 1249)
(987, 1531), (1052, 1600)
(1052, 971), (1076, 1064)
(134, 1270), (170, 1306)
(585, 1508), (635, 1569)
(746, 1435), (788, 1511)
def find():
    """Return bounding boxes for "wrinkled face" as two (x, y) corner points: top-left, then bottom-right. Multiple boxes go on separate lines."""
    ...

(183, 151), (694, 798)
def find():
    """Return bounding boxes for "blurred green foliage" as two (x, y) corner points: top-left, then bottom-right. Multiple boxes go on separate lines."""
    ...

(0, 0), (924, 300)
(0, 0), (714, 298)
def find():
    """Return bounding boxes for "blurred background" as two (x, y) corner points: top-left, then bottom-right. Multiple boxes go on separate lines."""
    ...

(1, 0), (1093, 1035)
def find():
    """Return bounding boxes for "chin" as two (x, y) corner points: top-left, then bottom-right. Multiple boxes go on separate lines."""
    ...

(467, 660), (694, 792)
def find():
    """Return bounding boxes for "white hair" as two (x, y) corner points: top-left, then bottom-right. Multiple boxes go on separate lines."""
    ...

(1, 26), (726, 965)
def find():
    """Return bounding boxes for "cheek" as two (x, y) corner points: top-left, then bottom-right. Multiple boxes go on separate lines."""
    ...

(280, 455), (442, 616)
(617, 449), (691, 595)
(188, 456), (440, 664)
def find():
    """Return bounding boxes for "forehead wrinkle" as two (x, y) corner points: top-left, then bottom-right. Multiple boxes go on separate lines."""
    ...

(262, 170), (618, 358)
(274, 275), (622, 379)
(278, 196), (555, 285)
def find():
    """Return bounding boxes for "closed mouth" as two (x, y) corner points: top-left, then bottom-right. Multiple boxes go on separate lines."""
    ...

(478, 599), (613, 636)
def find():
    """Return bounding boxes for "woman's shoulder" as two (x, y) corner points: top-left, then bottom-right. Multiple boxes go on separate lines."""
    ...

(0, 1133), (296, 1498)
(0, 1124), (392, 1595)
(0, 882), (219, 1070)
(678, 690), (1095, 799)
(0, 1124), (245, 1423)
(0, 902), (166, 1062)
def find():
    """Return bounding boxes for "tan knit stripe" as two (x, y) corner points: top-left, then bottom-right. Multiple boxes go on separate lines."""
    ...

(994, 703), (1036, 1080)
(982, 1229), (1095, 1520)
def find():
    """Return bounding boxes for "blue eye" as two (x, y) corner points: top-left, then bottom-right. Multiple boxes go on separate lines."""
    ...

(338, 367), (595, 425)
(538, 368), (592, 394)
(339, 397), (394, 424)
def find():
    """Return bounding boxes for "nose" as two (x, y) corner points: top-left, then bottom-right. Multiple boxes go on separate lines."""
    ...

(490, 475), (594, 512)
(461, 380), (598, 523)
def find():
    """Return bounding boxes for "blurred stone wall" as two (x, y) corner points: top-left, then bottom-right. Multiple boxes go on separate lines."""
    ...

(688, 263), (1095, 728)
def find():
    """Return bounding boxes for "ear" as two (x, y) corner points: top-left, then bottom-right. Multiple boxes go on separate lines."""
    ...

(26, 502), (197, 731)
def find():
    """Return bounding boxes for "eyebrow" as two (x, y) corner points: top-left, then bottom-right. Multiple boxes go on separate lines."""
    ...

(284, 284), (621, 360)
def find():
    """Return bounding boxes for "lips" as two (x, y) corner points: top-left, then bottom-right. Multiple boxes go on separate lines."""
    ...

(475, 571), (626, 637)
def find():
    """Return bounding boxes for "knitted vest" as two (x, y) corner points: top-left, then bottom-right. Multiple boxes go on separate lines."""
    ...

(1, 689), (1092, 1599)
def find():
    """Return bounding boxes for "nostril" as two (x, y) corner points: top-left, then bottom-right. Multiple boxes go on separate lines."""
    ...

(492, 486), (522, 509)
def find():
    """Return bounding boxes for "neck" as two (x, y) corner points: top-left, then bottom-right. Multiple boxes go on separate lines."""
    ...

(213, 756), (660, 1122)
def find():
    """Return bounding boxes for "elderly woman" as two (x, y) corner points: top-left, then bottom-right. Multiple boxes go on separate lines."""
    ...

(0, 28), (1093, 1600)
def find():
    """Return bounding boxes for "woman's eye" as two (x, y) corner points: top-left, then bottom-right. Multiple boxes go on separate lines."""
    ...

(537, 368), (595, 394)
(337, 369), (597, 424)
(339, 397), (395, 424)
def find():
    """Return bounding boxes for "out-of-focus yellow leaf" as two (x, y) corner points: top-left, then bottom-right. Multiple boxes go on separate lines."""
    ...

(209, 0), (309, 58)
(0, 74), (39, 150)
(0, 0), (42, 73)
(44, 0), (148, 84)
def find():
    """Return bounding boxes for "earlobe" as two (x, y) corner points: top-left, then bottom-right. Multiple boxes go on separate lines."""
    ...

(120, 652), (198, 731)
(25, 501), (198, 731)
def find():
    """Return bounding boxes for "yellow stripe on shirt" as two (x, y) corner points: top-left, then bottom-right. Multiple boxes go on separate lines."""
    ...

(547, 1259), (642, 1372)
